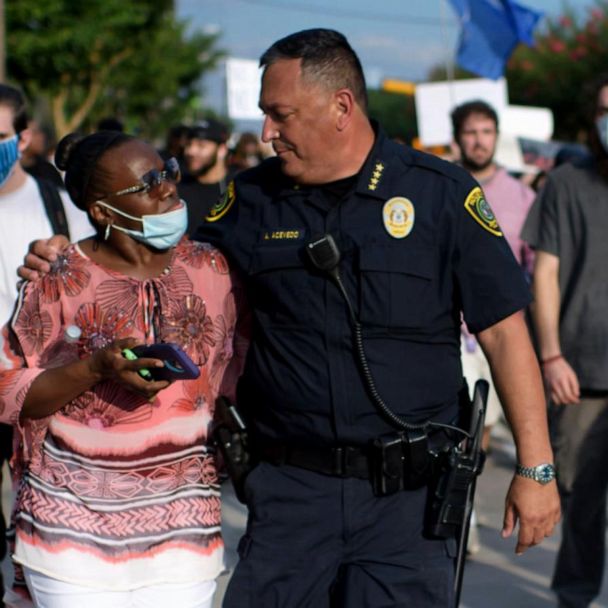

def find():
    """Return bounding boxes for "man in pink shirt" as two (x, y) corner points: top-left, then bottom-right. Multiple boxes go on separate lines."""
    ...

(451, 99), (537, 553)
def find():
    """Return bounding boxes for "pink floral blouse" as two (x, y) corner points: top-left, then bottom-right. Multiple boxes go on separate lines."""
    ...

(0, 238), (248, 599)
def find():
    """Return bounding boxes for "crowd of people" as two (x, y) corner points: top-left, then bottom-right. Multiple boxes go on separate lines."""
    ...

(0, 26), (604, 608)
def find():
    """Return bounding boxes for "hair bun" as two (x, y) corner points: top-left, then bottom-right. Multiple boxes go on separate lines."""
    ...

(55, 133), (84, 171)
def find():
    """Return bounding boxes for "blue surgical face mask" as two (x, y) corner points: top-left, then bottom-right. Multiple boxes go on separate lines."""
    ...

(0, 135), (20, 188)
(596, 115), (608, 153)
(98, 200), (188, 250)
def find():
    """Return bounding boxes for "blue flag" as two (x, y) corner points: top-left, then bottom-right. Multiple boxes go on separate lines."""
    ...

(448, 0), (543, 80)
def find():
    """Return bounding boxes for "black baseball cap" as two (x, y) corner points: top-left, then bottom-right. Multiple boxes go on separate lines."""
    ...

(188, 119), (229, 143)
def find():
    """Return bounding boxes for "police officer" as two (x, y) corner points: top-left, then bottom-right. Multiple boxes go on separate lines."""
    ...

(197, 29), (560, 607)
(21, 28), (561, 608)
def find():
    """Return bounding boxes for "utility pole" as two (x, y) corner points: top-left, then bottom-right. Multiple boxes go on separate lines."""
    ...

(0, 0), (5, 82)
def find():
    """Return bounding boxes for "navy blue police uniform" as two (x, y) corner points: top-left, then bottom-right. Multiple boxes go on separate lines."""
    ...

(194, 124), (530, 608)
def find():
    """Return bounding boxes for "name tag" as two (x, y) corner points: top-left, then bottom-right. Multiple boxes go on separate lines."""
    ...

(262, 229), (305, 241)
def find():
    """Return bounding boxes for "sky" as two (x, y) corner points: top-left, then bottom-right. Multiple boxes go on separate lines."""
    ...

(178, 0), (598, 121)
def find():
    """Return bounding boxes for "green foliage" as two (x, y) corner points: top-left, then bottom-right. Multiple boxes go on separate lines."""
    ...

(6, 0), (224, 140)
(507, 1), (608, 140)
(367, 89), (418, 144)
(426, 64), (476, 82)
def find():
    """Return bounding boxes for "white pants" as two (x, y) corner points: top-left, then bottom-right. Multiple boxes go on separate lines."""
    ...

(17, 568), (216, 608)
(460, 336), (502, 427)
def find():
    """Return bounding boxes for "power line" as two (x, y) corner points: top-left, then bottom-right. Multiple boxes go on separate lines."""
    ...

(231, 0), (457, 27)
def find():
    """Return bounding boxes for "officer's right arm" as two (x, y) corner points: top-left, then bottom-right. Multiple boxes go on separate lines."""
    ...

(18, 234), (70, 281)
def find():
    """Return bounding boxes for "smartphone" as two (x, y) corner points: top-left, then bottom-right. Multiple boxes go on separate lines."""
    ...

(124, 343), (200, 382)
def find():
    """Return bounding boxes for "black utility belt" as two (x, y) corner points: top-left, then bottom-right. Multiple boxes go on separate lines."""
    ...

(255, 430), (448, 496)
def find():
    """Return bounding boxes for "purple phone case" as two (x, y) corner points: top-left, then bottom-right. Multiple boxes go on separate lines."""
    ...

(131, 343), (200, 381)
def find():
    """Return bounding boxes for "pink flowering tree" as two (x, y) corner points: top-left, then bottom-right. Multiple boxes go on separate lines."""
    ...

(507, 1), (608, 140)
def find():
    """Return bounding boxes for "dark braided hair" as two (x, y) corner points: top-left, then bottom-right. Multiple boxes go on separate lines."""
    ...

(55, 131), (135, 210)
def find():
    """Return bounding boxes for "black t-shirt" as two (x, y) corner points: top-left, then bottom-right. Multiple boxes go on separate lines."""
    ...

(521, 159), (608, 390)
(178, 177), (222, 236)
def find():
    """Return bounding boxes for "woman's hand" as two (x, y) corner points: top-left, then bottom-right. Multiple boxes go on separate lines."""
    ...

(88, 338), (170, 401)
(18, 235), (70, 281)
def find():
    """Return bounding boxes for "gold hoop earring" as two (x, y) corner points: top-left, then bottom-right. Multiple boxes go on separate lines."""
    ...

(104, 223), (111, 241)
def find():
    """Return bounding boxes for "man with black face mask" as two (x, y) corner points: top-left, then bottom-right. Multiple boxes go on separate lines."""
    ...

(177, 119), (237, 234)
(522, 75), (608, 608)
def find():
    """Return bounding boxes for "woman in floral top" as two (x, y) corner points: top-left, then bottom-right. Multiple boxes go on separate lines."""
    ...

(0, 131), (246, 608)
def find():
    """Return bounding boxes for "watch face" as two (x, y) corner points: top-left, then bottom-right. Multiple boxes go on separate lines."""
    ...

(537, 464), (555, 484)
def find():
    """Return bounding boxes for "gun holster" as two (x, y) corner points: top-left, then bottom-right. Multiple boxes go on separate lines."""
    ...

(211, 397), (253, 504)
(370, 430), (430, 496)
(424, 383), (485, 539)
(426, 446), (485, 539)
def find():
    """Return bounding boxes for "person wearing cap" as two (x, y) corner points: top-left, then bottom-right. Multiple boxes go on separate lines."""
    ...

(178, 119), (236, 234)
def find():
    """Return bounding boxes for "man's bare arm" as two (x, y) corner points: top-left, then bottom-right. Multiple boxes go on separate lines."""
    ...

(532, 251), (579, 404)
(477, 311), (561, 554)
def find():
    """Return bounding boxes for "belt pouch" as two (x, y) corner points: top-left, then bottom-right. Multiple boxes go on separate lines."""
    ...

(370, 433), (405, 496)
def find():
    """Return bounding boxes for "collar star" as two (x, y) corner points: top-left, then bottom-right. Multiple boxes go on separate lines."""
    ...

(368, 161), (385, 191)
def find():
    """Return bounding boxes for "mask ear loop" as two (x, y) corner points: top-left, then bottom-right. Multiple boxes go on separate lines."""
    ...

(104, 222), (112, 241)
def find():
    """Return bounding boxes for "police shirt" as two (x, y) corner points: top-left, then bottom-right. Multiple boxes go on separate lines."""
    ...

(193, 126), (530, 446)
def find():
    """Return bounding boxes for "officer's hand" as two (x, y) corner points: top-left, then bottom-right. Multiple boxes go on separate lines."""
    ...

(87, 338), (170, 402)
(18, 235), (70, 281)
(501, 474), (561, 555)
(542, 357), (580, 405)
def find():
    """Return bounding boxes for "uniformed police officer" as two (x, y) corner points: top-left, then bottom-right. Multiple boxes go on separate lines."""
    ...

(21, 28), (561, 608)
(197, 29), (560, 607)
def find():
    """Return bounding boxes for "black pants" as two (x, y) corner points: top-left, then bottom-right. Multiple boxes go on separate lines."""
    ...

(550, 398), (608, 608)
(223, 462), (456, 608)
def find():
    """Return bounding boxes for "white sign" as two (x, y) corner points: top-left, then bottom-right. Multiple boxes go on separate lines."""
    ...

(225, 58), (264, 121)
(501, 105), (553, 141)
(415, 78), (509, 146)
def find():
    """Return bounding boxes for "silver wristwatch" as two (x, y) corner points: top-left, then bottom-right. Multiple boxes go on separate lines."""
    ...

(515, 463), (556, 485)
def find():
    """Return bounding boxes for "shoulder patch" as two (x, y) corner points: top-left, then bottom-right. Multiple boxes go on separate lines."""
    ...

(205, 180), (236, 223)
(464, 187), (503, 237)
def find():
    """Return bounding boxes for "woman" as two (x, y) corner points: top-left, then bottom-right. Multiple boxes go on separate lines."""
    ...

(0, 131), (246, 608)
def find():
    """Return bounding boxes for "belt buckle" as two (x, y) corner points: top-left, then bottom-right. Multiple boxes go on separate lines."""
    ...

(333, 446), (346, 477)
(334, 446), (360, 477)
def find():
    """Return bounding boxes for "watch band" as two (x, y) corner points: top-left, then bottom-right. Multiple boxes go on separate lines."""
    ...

(515, 463), (556, 485)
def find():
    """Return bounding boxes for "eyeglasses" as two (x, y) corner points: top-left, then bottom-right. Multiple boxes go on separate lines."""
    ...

(105, 157), (181, 198)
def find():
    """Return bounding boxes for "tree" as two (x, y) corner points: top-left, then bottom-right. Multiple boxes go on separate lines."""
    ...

(6, 0), (224, 140)
(367, 89), (418, 144)
(507, 1), (608, 141)
(426, 64), (476, 82)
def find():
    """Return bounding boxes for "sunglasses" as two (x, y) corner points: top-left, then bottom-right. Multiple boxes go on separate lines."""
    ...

(105, 157), (181, 198)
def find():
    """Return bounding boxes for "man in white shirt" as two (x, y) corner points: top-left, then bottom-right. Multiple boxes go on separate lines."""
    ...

(0, 83), (92, 602)
(0, 84), (92, 326)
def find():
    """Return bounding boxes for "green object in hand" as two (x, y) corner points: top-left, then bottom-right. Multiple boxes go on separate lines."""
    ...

(122, 348), (153, 380)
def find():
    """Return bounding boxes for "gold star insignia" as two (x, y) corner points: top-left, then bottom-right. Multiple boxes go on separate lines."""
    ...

(368, 161), (385, 190)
